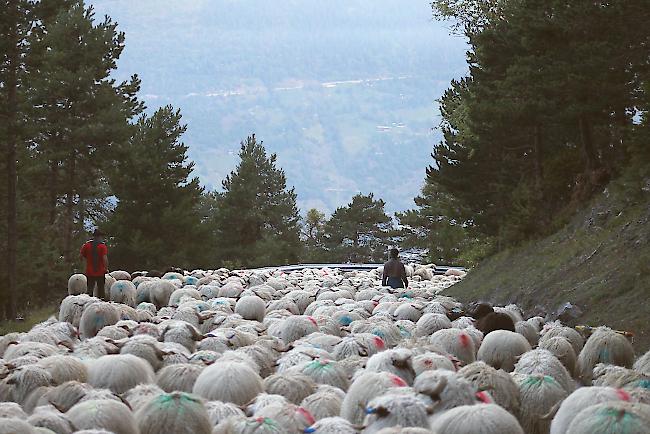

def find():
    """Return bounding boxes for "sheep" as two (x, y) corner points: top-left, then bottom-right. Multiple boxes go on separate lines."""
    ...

(253, 402), (316, 433)
(3, 341), (60, 361)
(413, 370), (477, 422)
(365, 349), (416, 385)
(4, 364), (54, 405)
(122, 383), (165, 412)
(0, 401), (28, 418)
(634, 348), (650, 376)
(118, 334), (166, 371)
(341, 371), (408, 424)
(300, 386), (346, 420)
(591, 363), (648, 388)
(149, 279), (177, 309)
(538, 336), (578, 377)
(109, 270), (132, 281)
(245, 393), (290, 415)
(304, 417), (357, 434)
(78, 302), (121, 339)
(192, 360), (263, 405)
(429, 328), (476, 367)
(514, 320), (539, 347)
(156, 363), (204, 393)
(264, 372), (317, 405)
(362, 392), (430, 433)
(429, 404), (524, 434)
(68, 274), (87, 295)
(294, 358), (350, 391)
(96, 324), (131, 340)
(0, 418), (37, 434)
(86, 354), (155, 394)
(169, 287), (202, 307)
(512, 374), (569, 434)
(476, 312), (515, 335)
(160, 321), (203, 352)
(550, 386), (633, 434)
(565, 401), (650, 434)
(66, 399), (138, 434)
(514, 349), (575, 393)
(135, 391), (213, 434)
(415, 313), (452, 337)
(109, 280), (137, 307)
(235, 295), (266, 322)
(27, 405), (74, 434)
(412, 352), (456, 375)
(457, 361), (520, 417)
(539, 323), (584, 356)
(576, 327), (635, 385)
(204, 400), (246, 426)
(476, 329), (531, 372)
(35, 355), (88, 384)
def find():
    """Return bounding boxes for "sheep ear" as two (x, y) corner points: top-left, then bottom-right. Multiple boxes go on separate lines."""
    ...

(57, 341), (74, 353)
(185, 323), (203, 341)
(159, 325), (171, 341)
(542, 401), (562, 420)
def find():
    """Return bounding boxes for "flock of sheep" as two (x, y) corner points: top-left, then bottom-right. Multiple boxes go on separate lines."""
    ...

(1, 264), (650, 434)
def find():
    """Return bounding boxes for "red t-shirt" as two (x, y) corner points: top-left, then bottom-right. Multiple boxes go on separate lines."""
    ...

(80, 240), (108, 276)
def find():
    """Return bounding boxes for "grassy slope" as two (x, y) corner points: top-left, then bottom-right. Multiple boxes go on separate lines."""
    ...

(444, 184), (650, 354)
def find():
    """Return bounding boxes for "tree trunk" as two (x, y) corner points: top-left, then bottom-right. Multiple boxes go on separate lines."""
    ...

(533, 124), (544, 202)
(63, 150), (76, 265)
(47, 160), (58, 226)
(4, 0), (19, 320)
(579, 115), (599, 173)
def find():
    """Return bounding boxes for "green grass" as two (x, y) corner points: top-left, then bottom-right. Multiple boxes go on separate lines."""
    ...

(0, 305), (58, 335)
(444, 184), (650, 354)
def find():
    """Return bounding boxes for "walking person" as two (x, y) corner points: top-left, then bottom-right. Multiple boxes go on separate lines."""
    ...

(80, 229), (109, 300)
(382, 248), (408, 289)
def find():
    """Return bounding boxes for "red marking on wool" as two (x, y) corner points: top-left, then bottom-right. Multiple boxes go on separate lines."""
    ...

(389, 374), (407, 387)
(616, 389), (631, 402)
(476, 391), (492, 404)
(373, 336), (385, 349)
(307, 316), (318, 326)
(297, 407), (316, 425)
(459, 333), (470, 348)
(372, 301), (379, 306)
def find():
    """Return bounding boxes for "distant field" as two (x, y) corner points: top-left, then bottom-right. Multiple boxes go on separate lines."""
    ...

(0, 305), (57, 335)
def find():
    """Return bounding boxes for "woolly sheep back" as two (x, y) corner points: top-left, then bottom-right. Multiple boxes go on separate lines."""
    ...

(67, 399), (138, 434)
(429, 328), (476, 366)
(457, 361), (520, 416)
(538, 336), (577, 377)
(264, 372), (317, 405)
(87, 354), (155, 394)
(67, 274), (87, 296)
(512, 374), (569, 434)
(192, 361), (263, 405)
(156, 363), (204, 393)
(235, 296), (266, 322)
(550, 386), (632, 434)
(565, 401), (650, 434)
(135, 391), (212, 434)
(429, 404), (524, 434)
(477, 329), (531, 372)
(341, 371), (408, 424)
(576, 328), (635, 385)
(0, 418), (36, 434)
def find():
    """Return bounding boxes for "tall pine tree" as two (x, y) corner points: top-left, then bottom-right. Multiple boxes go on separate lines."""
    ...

(212, 134), (301, 268)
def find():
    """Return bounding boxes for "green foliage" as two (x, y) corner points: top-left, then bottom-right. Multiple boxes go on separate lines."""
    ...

(105, 106), (208, 271)
(211, 134), (302, 268)
(420, 0), (650, 258)
(323, 193), (393, 263)
(301, 208), (327, 262)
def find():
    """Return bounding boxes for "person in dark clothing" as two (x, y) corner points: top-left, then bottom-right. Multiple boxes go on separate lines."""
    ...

(79, 229), (109, 300)
(382, 248), (408, 289)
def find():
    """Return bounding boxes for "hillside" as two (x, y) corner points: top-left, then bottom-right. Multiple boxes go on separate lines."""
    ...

(443, 180), (650, 353)
(87, 0), (468, 214)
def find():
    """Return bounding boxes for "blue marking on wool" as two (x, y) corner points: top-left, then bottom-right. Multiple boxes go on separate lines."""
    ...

(637, 379), (650, 389)
(304, 428), (316, 433)
(372, 330), (386, 338)
(338, 315), (353, 326)
(600, 348), (611, 363)
(365, 407), (376, 414)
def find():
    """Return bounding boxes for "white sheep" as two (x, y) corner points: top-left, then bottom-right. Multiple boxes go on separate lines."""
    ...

(135, 391), (213, 434)
(476, 329), (531, 372)
(78, 302), (121, 339)
(67, 274), (87, 295)
(429, 404), (524, 434)
(235, 295), (266, 322)
(264, 372), (317, 405)
(429, 328), (476, 367)
(341, 371), (408, 424)
(362, 392), (430, 433)
(155, 363), (204, 393)
(86, 354), (155, 394)
(512, 374), (569, 434)
(300, 385), (346, 420)
(66, 399), (138, 434)
(192, 360), (263, 405)
(109, 280), (137, 307)
(576, 327), (635, 385)
(565, 401), (650, 434)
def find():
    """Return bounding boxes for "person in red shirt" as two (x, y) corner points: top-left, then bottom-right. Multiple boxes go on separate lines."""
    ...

(79, 229), (109, 300)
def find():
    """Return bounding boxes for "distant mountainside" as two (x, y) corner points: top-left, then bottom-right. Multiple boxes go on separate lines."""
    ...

(89, 0), (468, 213)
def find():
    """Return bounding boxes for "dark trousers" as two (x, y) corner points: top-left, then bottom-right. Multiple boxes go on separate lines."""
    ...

(386, 276), (405, 289)
(86, 275), (106, 300)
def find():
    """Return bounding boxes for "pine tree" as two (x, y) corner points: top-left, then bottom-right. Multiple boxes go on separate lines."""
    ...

(324, 193), (393, 263)
(212, 134), (301, 268)
(105, 106), (207, 271)
(301, 208), (327, 262)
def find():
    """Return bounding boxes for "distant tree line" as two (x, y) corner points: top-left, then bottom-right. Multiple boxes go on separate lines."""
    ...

(397, 0), (650, 265)
(0, 0), (399, 320)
